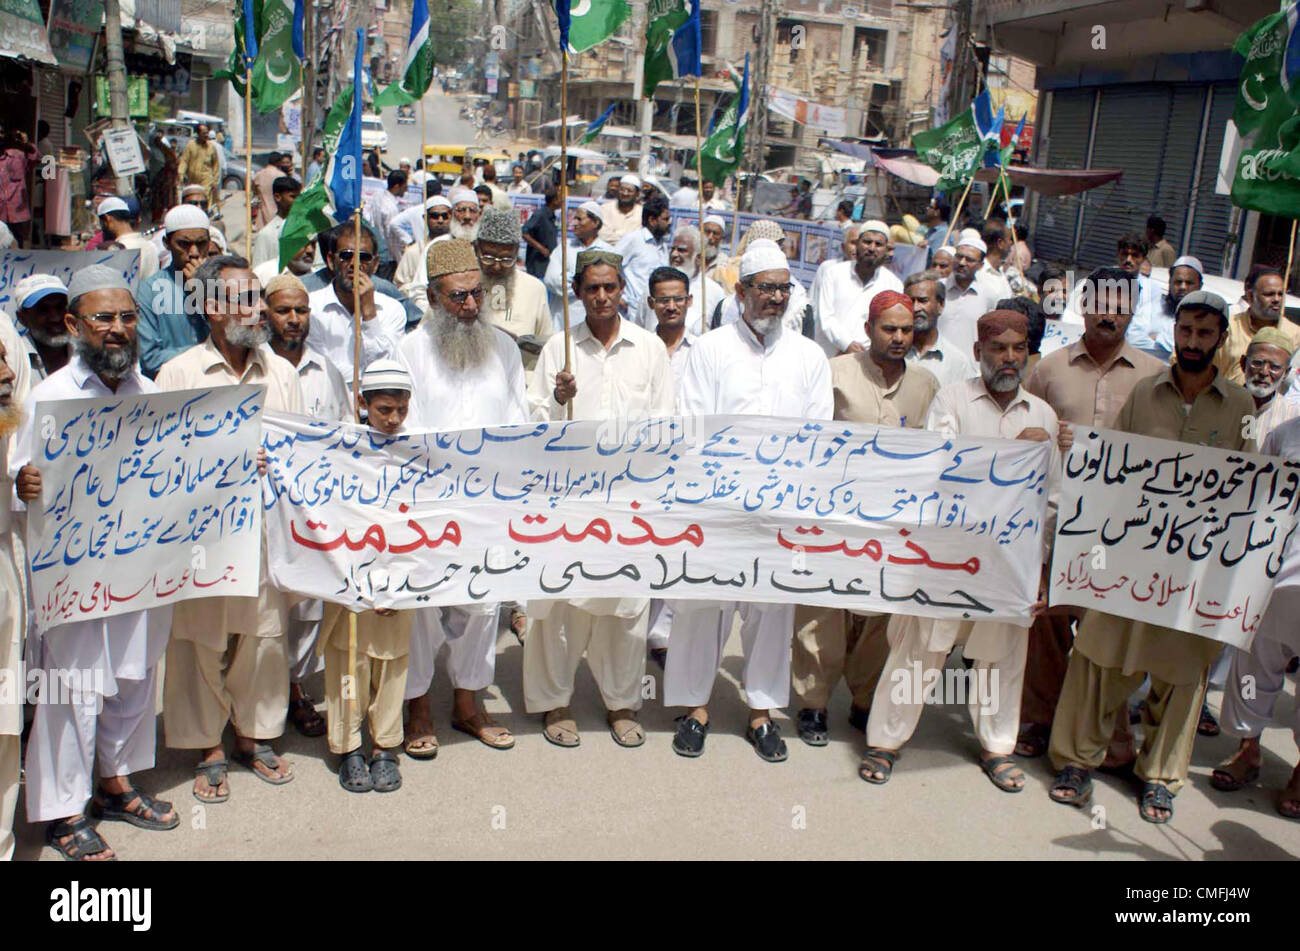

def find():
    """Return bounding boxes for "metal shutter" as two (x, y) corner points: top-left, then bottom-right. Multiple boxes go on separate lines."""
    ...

(36, 68), (66, 153)
(1186, 82), (1238, 273)
(1076, 85), (1172, 269)
(1150, 84), (1206, 257)
(1032, 89), (1092, 264)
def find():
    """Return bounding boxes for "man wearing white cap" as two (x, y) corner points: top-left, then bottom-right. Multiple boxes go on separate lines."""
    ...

(13, 265), (179, 860)
(940, 229), (1004, 356)
(1130, 254), (1203, 360)
(701, 214), (729, 278)
(96, 196), (159, 280)
(395, 196), (453, 305)
(808, 223), (858, 325)
(448, 186), (482, 242)
(543, 199), (613, 330)
(137, 202), (213, 377)
(812, 219), (903, 357)
(599, 173), (643, 246)
(667, 238), (833, 763)
(399, 238), (529, 757)
(526, 248), (675, 749)
(931, 245), (954, 280)
(157, 253), (305, 804)
(10, 274), (70, 384)
(645, 223), (725, 334)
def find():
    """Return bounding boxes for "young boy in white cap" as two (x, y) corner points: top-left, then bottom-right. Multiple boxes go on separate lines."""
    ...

(320, 358), (416, 793)
(137, 202), (213, 377)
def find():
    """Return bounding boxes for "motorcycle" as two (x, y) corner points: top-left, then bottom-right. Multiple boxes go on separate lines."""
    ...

(396, 105), (416, 125)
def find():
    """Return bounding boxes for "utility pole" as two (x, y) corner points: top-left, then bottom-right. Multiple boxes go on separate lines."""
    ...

(739, 0), (774, 212)
(103, 0), (132, 192)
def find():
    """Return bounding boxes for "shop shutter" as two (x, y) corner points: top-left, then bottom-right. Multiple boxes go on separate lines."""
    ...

(1185, 82), (1238, 273)
(1032, 88), (1092, 264)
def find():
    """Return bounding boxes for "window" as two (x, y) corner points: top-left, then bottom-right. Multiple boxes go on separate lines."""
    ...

(853, 27), (888, 71)
(700, 9), (717, 57)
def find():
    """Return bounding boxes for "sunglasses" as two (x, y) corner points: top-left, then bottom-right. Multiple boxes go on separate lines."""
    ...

(336, 249), (375, 264)
(81, 309), (139, 326)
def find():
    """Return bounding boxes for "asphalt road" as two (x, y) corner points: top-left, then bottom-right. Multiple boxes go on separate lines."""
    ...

(10, 615), (1300, 860)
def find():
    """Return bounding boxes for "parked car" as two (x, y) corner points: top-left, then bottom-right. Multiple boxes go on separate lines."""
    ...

(361, 114), (389, 153)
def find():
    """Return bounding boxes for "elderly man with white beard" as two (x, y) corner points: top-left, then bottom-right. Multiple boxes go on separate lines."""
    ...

(524, 249), (675, 748)
(0, 339), (21, 860)
(666, 239), (833, 763)
(1241, 328), (1300, 443)
(156, 255), (305, 804)
(448, 186), (482, 242)
(476, 205), (553, 375)
(12, 266), (180, 860)
(859, 309), (1057, 792)
(398, 239), (530, 757)
(636, 224), (725, 334)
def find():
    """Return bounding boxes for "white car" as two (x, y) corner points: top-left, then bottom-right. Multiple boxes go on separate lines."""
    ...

(361, 114), (388, 153)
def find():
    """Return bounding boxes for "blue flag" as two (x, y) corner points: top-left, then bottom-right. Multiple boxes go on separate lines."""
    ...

(669, 0), (702, 78)
(292, 0), (304, 59)
(554, 0), (570, 50)
(328, 29), (365, 223)
(242, 0), (258, 64)
(579, 102), (618, 145)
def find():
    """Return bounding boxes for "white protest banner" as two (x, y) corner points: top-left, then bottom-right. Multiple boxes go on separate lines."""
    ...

(25, 386), (265, 633)
(1049, 427), (1300, 648)
(1039, 319), (1084, 356)
(0, 249), (141, 312)
(102, 126), (146, 177)
(261, 413), (1052, 619)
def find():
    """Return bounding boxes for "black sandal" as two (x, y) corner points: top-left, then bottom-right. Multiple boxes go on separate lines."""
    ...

(338, 749), (373, 793)
(233, 743), (294, 785)
(1139, 782), (1174, 824)
(859, 747), (898, 785)
(46, 816), (116, 861)
(980, 755), (1026, 793)
(91, 787), (179, 830)
(1014, 723), (1049, 758)
(796, 708), (829, 747)
(370, 749), (402, 793)
(1197, 703), (1221, 737)
(1049, 765), (1093, 807)
(288, 695), (327, 737)
(192, 759), (229, 803)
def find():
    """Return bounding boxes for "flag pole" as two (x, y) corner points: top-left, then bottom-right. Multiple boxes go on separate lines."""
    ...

(420, 93), (427, 196)
(560, 44), (572, 422)
(695, 75), (706, 336)
(983, 173), (1000, 221)
(348, 204), (364, 726)
(1286, 220), (1298, 297)
(942, 173), (976, 248)
(245, 65), (254, 260)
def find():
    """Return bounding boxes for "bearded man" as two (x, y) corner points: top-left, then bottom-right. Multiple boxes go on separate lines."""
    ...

(637, 224), (725, 334)
(448, 186), (482, 242)
(397, 238), (530, 758)
(475, 205), (553, 373)
(394, 196), (453, 305)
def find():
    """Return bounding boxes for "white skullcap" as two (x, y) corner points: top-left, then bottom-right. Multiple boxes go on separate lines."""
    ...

(620, 173), (642, 190)
(181, 184), (207, 197)
(860, 219), (889, 237)
(578, 200), (603, 221)
(956, 229), (986, 254)
(164, 203), (211, 233)
(399, 156), (411, 165)
(360, 358), (413, 394)
(97, 197), (130, 216)
(1171, 255), (1203, 275)
(739, 238), (789, 278)
(426, 196), (451, 210)
(933, 245), (956, 258)
(703, 214), (725, 229)
(449, 187), (478, 208)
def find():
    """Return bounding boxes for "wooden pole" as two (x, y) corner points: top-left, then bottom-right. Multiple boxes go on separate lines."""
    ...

(983, 173), (1001, 221)
(941, 173), (976, 249)
(695, 75), (706, 336)
(348, 205), (363, 726)
(1285, 219), (1298, 295)
(245, 66), (254, 260)
(560, 46), (572, 421)
(420, 93), (428, 193)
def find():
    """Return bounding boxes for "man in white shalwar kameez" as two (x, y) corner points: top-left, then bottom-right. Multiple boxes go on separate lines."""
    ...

(13, 266), (179, 860)
(525, 249), (675, 748)
(0, 340), (22, 861)
(860, 309), (1057, 792)
(666, 240), (833, 763)
(398, 238), (530, 757)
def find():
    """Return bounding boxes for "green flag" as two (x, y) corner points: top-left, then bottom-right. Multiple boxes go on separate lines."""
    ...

(698, 56), (750, 186)
(912, 109), (984, 193)
(251, 0), (302, 113)
(374, 0), (433, 108)
(278, 88), (354, 270)
(643, 0), (690, 99)
(1231, 6), (1300, 217)
(567, 0), (632, 54)
(214, 0), (256, 98)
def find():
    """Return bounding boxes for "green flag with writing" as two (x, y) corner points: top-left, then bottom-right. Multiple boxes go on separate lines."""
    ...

(251, 0), (302, 113)
(1231, 6), (1300, 218)
(912, 108), (983, 193)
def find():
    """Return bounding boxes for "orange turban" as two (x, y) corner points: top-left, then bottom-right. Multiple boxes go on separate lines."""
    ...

(868, 290), (914, 322)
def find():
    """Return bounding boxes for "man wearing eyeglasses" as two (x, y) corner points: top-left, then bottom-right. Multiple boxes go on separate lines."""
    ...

(667, 239), (833, 763)
(307, 221), (408, 390)
(394, 196), (453, 304)
(1243, 327), (1300, 443)
(476, 206), (552, 373)
(12, 266), (179, 860)
(398, 238), (530, 759)
(137, 203), (214, 378)
(643, 224), (724, 335)
(156, 254), (305, 806)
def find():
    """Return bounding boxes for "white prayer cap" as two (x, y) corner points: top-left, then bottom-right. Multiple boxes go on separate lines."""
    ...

(933, 245), (955, 258)
(449, 186), (478, 208)
(360, 358), (413, 394)
(164, 203), (211, 233)
(860, 219), (889, 237)
(426, 196), (451, 211)
(97, 196), (130, 216)
(181, 183), (207, 198)
(399, 156), (411, 166)
(67, 265), (131, 307)
(1171, 254), (1204, 275)
(956, 229), (987, 254)
(14, 274), (68, 309)
(578, 200), (603, 221)
(739, 238), (789, 279)
(703, 214), (725, 229)
(620, 173), (642, 190)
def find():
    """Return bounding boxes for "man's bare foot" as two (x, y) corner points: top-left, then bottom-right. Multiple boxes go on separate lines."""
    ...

(689, 705), (709, 726)
(1279, 762), (1300, 819)
(50, 815), (115, 861)
(234, 736), (292, 782)
(193, 747), (229, 802)
(1211, 737), (1262, 792)
(747, 708), (770, 731)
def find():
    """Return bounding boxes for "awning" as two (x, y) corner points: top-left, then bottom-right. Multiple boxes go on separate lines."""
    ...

(651, 132), (697, 150)
(974, 165), (1124, 196)
(874, 155), (940, 187)
(537, 116), (586, 129)
(0, 0), (57, 66)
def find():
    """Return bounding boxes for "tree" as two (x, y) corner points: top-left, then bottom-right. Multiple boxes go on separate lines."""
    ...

(430, 0), (477, 67)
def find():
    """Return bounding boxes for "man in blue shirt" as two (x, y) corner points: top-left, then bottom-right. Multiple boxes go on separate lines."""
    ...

(614, 193), (672, 319)
(137, 203), (212, 377)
